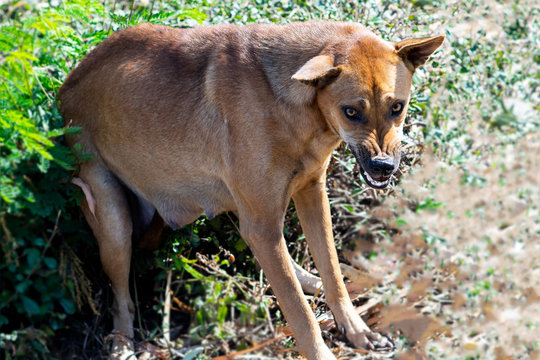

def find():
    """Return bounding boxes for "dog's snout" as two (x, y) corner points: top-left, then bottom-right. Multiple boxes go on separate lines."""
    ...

(368, 157), (395, 177)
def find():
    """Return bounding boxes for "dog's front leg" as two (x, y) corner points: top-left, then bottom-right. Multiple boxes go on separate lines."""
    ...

(293, 177), (393, 350)
(239, 212), (336, 360)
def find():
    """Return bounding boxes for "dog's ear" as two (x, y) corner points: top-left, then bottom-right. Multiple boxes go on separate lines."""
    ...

(395, 35), (445, 68)
(292, 55), (342, 88)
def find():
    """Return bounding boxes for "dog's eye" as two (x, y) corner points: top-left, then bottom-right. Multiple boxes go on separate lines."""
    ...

(345, 107), (357, 117)
(342, 106), (363, 122)
(391, 102), (404, 116)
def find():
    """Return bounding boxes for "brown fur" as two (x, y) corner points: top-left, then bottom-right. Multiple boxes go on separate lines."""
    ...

(59, 21), (443, 359)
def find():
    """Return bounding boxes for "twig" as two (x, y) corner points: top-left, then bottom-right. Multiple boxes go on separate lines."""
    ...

(163, 269), (172, 344)
(170, 341), (220, 357)
(211, 334), (286, 360)
(132, 265), (144, 335)
(226, 212), (241, 234)
(2, 79), (22, 111)
(147, 0), (156, 21)
(332, 0), (343, 21)
(128, 0), (136, 23)
(259, 269), (264, 298)
(264, 303), (275, 336)
(191, 257), (251, 298)
(33, 72), (53, 102)
(21, 65), (45, 125)
(0, 211), (14, 245)
(468, 49), (487, 92)
(107, 0), (118, 33)
(0, 211), (17, 266)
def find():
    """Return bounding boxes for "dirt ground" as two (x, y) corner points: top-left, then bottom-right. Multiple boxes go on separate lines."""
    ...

(344, 130), (539, 359)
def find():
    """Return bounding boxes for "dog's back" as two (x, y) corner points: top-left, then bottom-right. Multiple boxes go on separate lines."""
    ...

(59, 22), (363, 127)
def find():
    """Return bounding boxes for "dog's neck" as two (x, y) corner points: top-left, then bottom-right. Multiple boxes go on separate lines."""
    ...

(249, 22), (362, 107)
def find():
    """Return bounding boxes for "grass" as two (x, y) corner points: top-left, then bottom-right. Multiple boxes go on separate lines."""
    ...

(0, 0), (538, 359)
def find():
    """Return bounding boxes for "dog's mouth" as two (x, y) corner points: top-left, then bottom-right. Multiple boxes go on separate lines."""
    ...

(359, 165), (391, 189)
(349, 144), (396, 189)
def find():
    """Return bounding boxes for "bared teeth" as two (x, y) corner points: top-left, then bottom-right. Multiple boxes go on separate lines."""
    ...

(363, 171), (389, 187)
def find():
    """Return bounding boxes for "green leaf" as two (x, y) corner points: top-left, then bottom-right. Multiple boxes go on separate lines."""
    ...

(0, 313), (8, 327)
(43, 257), (57, 269)
(38, 156), (51, 173)
(183, 347), (204, 360)
(21, 295), (41, 315)
(15, 280), (30, 294)
(344, 205), (354, 213)
(415, 197), (442, 212)
(217, 305), (228, 323)
(26, 248), (41, 268)
(177, 9), (208, 24)
(234, 238), (248, 252)
(59, 298), (76, 315)
(196, 309), (204, 325)
(174, 256), (204, 280)
(62, 126), (82, 135)
(0, 181), (20, 203)
(395, 218), (408, 227)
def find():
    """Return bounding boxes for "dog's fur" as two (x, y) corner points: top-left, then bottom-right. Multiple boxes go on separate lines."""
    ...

(59, 22), (443, 359)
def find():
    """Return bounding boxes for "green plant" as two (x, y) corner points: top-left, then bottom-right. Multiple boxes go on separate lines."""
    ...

(0, 1), (109, 357)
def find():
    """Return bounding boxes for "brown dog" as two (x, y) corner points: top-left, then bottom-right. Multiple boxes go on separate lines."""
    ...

(59, 21), (443, 359)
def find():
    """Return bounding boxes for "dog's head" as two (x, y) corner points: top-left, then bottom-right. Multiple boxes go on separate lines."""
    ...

(292, 32), (444, 189)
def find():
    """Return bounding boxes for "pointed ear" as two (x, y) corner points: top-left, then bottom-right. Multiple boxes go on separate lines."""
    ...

(395, 35), (445, 68)
(291, 55), (342, 88)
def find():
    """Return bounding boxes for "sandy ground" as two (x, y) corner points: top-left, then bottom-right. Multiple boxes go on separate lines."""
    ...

(349, 129), (539, 359)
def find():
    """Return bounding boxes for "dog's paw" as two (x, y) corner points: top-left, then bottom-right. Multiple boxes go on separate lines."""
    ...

(336, 314), (393, 351)
(348, 329), (394, 351)
(106, 331), (135, 360)
(333, 304), (394, 351)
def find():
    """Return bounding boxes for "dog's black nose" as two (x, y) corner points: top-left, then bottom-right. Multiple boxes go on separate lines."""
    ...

(368, 157), (395, 177)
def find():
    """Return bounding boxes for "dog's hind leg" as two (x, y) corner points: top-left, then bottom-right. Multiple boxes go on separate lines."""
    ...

(76, 160), (135, 340)
(291, 259), (323, 294)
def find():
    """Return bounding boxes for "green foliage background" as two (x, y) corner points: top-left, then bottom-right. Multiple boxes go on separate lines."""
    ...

(0, 0), (538, 358)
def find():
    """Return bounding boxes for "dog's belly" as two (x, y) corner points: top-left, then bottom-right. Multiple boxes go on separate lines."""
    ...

(147, 179), (236, 230)
(96, 139), (236, 230)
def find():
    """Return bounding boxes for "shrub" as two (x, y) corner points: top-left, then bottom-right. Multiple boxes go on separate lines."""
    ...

(0, 1), (109, 357)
